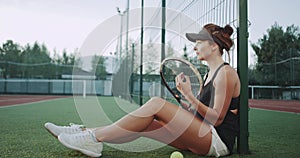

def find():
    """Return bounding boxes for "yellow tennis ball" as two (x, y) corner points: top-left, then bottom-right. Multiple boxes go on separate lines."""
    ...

(170, 151), (184, 158)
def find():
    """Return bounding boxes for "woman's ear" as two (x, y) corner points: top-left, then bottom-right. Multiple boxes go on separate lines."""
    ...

(211, 42), (219, 52)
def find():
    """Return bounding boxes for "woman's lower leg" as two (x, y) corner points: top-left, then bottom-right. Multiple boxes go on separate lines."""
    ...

(93, 97), (167, 142)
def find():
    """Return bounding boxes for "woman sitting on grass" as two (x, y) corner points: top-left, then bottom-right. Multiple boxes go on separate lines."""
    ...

(45, 23), (240, 158)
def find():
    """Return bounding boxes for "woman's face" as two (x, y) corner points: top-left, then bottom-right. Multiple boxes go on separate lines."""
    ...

(193, 40), (214, 61)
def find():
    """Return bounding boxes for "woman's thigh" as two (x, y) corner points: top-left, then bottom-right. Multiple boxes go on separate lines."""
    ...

(143, 97), (212, 155)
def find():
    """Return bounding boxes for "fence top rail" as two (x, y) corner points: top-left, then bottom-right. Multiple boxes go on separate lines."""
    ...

(1, 79), (300, 89)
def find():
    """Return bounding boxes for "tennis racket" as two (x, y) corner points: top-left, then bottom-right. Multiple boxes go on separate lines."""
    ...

(160, 57), (203, 114)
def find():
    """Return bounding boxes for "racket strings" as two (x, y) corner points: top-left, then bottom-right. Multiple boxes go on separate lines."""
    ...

(162, 61), (202, 97)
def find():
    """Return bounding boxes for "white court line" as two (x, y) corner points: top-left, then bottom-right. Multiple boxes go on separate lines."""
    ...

(250, 104), (300, 110)
(0, 97), (70, 108)
(250, 107), (300, 114)
(0, 97), (46, 102)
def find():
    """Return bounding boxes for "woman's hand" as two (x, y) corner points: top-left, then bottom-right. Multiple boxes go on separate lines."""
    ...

(175, 73), (199, 115)
(175, 72), (192, 98)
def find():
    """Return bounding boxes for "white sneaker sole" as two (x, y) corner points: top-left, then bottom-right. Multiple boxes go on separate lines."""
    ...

(58, 135), (102, 157)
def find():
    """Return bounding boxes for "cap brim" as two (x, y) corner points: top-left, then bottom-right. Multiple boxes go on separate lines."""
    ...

(185, 29), (213, 42)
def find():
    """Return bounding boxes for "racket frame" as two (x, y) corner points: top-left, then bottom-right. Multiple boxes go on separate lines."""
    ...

(159, 57), (203, 105)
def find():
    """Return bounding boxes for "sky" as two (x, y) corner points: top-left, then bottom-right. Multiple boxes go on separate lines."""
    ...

(0, 0), (299, 65)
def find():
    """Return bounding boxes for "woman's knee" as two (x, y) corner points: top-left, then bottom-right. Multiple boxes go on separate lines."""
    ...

(143, 97), (167, 111)
(149, 97), (171, 106)
(149, 96), (164, 103)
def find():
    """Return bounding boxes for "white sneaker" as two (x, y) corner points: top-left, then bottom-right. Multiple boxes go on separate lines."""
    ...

(58, 131), (103, 157)
(44, 122), (85, 138)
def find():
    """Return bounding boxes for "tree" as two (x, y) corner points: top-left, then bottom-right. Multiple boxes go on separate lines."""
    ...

(22, 42), (52, 78)
(251, 23), (300, 86)
(51, 49), (82, 79)
(0, 40), (83, 79)
(144, 39), (160, 75)
(91, 55), (107, 79)
(0, 40), (23, 78)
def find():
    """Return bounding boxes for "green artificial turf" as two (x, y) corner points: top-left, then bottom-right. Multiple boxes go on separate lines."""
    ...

(0, 97), (299, 157)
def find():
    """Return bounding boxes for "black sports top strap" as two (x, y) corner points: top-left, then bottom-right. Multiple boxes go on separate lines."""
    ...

(203, 62), (229, 85)
(211, 62), (229, 81)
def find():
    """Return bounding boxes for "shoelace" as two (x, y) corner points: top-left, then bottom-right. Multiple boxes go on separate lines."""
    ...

(69, 123), (85, 128)
(61, 123), (85, 133)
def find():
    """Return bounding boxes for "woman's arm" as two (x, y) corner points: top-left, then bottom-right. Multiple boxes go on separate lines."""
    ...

(178, 66), (237, 126)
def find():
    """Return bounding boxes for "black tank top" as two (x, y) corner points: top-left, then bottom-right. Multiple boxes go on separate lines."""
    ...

(196, 63), (239, 154)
